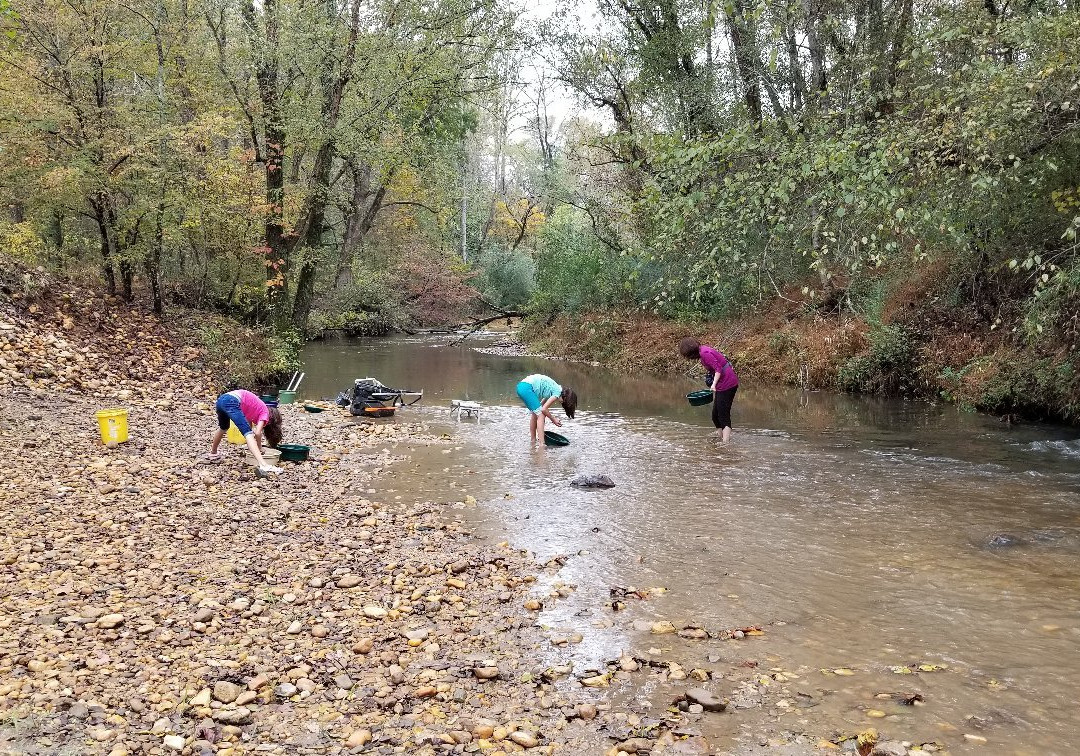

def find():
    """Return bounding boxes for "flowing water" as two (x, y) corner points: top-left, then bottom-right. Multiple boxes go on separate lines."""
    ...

(299, 335), (1080, 754)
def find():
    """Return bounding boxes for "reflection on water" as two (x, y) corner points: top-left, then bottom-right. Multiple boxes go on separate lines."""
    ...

(301, 335), (1080, 753)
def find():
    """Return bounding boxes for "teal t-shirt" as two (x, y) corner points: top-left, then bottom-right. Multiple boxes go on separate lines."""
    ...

(523, 374), (562, 403)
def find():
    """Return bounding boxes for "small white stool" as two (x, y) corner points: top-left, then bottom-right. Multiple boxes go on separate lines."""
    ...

(450, 400), (481, 421)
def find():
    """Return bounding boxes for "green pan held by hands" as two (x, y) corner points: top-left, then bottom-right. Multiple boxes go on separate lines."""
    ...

(686, 390), (714, 406)
(544, 431), (570, 447)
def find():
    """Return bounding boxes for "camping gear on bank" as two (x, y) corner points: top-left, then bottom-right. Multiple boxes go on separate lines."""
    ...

(687, 390), (714, 406)
(95, 408), (129, 445)
(336, 378), (423, 417)
(544, 430), (570, 447)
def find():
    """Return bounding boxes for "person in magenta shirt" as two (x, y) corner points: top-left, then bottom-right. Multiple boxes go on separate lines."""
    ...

(204, 389), (284, 472)
(678, 337), (739, 442)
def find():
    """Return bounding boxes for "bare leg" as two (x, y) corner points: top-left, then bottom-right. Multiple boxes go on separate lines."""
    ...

(536, 412), (546, 442)
(210, 429), (225, 454)
(244, 433), (268, 466)
(721, 426), (731, 443)
(529, 413), (538, 443)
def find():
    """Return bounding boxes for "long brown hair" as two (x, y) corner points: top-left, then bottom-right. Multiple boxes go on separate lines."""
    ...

(560, 388), (577, 419)
(264, 407), (283, 447)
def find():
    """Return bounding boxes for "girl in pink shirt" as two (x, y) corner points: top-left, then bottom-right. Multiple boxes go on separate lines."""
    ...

(205, 389), (284, 472)
(679, 337), (739, 443)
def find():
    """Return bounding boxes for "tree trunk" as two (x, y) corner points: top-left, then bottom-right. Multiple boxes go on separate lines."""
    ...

(244, 0), (291, 328)
(726, 1), (762, 122)
(290, 0), (363, 331)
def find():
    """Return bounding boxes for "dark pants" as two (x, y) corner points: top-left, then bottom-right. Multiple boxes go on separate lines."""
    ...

(712, 385), (738, 429)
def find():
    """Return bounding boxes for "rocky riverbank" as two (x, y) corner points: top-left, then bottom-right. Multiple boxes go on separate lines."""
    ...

(0, 388), (617, 755)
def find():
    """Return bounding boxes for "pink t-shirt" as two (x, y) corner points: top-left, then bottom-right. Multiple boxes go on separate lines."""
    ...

(229, 390), (270, 425)
(700, 346), (739, 391)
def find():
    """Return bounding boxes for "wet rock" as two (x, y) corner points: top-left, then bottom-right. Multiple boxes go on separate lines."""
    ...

(474, 666), (500, 680)
(684, 688), (727, 712)
(570, 474), (616, 489)
(872, 742), (909, 756)
(986, 533), (1022, 548)
(576, 703), (598, 720)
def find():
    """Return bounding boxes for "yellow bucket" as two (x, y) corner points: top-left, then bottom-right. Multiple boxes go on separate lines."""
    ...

(226, 422), (247, 444)
(95, 408), (129, 445)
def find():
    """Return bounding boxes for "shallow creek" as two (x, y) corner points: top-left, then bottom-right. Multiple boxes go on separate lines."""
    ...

(300, 335), (1080, 754)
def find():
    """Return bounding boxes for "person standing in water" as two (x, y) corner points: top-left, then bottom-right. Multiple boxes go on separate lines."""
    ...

(515, 374), (577, 443)
(679, 337), (739, 442)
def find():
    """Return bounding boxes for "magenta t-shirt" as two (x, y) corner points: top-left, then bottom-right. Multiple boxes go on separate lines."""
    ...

(229, 390), (270, 425)
(700, 346), (739, 391)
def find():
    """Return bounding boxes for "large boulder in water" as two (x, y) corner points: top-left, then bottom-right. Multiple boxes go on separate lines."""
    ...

(570, 475), (615, 489)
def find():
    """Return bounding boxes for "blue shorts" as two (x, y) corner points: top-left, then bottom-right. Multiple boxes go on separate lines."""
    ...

(516, 381), (542, 414)
(216, 393), (253, 436)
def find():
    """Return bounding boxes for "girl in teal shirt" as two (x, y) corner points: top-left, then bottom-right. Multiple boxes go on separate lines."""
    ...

(515, 374), (578, 443)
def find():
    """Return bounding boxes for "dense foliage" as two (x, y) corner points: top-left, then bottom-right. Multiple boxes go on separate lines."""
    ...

(0, 0), (518, 332)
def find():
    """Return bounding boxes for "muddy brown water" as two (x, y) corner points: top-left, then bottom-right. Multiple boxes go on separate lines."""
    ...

(300, 335), (1080, 754)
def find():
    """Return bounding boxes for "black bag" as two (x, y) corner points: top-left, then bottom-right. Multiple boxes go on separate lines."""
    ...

(704, 369), (715, 388)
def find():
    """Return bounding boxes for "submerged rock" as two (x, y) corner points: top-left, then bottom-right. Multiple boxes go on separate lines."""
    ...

(570, 474), (616, 489)
(986, 533), (1022, 548)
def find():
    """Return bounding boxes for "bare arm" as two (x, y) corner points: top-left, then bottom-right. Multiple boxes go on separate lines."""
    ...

(540, 396), (562, 427)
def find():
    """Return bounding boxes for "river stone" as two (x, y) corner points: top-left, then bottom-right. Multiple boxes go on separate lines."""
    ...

(97, 614), (124, 629)
(213, 681), (242, 703)
(576, 703), (598, 720)
(570, 474), (616, 489)
(363, 605), (387, 619)
(336, 574), (362, 588)
(986, 533), (1022, 548)
(685, 688), (727, 712)
(163, 735), (185, 751)
(214, 707), (252, 726)
(274, 683), (298, 699)
(615, 738), (654, 753)
(509, 731), (539, 748)
(345, 729), (372, 747)
(190, 688), (211, 707)
(872, 743), (909, 756)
